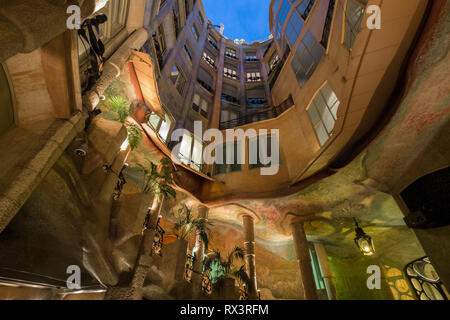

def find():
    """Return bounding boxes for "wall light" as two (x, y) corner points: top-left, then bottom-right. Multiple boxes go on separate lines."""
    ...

(353, 218), (375, 256)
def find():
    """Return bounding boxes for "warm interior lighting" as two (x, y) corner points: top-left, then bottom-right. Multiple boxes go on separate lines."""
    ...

(151, 197), (159, 211)
(120, 138), (130, 151)
(353, 218), (375, 256)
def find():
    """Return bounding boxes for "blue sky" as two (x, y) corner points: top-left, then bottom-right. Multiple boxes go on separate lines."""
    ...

(202, 0), (271, 43)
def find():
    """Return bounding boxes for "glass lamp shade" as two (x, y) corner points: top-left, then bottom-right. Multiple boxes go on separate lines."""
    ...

(354, 227), (375, 256)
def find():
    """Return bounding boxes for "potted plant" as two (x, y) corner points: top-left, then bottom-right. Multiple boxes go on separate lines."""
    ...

(204, 246), (250, 300)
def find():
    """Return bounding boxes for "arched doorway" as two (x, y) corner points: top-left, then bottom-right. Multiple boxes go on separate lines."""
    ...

(402, 167), (450, 229)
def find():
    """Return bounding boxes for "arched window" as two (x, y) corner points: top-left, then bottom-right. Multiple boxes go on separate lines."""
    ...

(0, 65), (14, 136)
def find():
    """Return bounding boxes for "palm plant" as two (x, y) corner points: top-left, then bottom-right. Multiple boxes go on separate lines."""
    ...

(204, 246), (250, 289)
(174, 204), (212, 250)
(107, 96), (130, 123)
(137, 157), (179, 201)
(126, 123), (142, 150)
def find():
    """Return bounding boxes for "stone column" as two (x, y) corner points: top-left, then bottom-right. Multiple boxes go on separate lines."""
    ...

(313, 242), (337, 300)
(291, 221), (318, 300)
(243, 214), (258, 299)
(192, 205), (209, 299)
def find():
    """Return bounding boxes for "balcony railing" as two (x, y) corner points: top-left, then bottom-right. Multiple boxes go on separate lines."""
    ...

(221, 93), (240, 105)
(202, 55), (217, 69)
(197, 78), (214, 94)
(225, 52), (238, 59)
(224, 71), (239, 80)
(192, 103), (208, 118)
(219, 95), (294, 130)
(208, 39), (219, 51)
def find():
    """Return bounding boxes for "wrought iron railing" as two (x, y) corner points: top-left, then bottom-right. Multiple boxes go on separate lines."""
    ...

(197, 78), (214, 94)
(152, 223), (165, 256)
(239, 287), (249, 300)
(221, 93), (239, 105)
(219, 95), (294, 130)
(201, 270), (213, 295)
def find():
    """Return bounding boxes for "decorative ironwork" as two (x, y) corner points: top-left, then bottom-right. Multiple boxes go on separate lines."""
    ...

(405, 257), (449, 300)
(152, 223), (165, 256)
(185, 253), (194, 282)
(197, 78), (214, 93)
(219, 95), (294, 130)
(201, 270), (213, 295)
(239, 286), (249, 300)
(113, 164), (128, 200)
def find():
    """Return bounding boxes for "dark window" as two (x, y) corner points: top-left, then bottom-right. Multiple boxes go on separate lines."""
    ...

(321, 0), (336, 49)
(291, 31), (325, 87)
(286, 10), (304, 48)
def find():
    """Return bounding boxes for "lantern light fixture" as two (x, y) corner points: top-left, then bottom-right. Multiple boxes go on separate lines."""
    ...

(353, 218), (375, 256)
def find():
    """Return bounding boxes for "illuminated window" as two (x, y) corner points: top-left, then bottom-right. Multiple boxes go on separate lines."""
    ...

(246, 71), (261, 82)
(147, 112), (173, 143)
(224, 67), (238, 79)
(307, 83), (340, 146)
(225, 48), (237, 59)
(177, 133), (204, 172)
(193, 93), (209, 118)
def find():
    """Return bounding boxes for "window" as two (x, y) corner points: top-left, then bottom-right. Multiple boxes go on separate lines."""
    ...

(269, 53), (280, 71)
(202, 51), (216, 68)
(214, 141), (243, 175)
(184, 44), (192, 63)
(286, 10), (304, 48)
(405, 257), (449, 300)
(296, 0), (315, 20)
(220, 109), (239, 123)
(277, 0), (292, 28)
(147, 112), (173, 143)
(193, 93), (209, 118)
(245, 53), (258, 62)
(208, 35), (218, 50)
(156, 24), (166, 53)
(198, 12), (204, 25)
(246, 71), (261, 82)
(321, 0), (336, 49)
(248, 98), (267, 107)
(224, 67), (238, 80)
(307, 83), (340, 146)
(171, 64), (187, 95)
(343, 0), (368, 49)
(192, 25), (199, 40)
(291, 31), (325, 87)
(225, 48), (237, 59)
(177, 132), (204, 172)
(249, 135), (278, 169)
